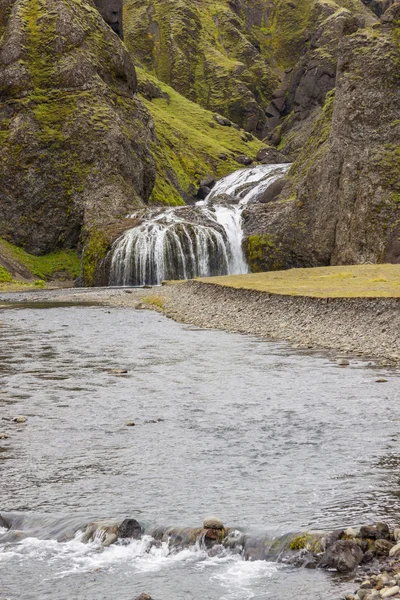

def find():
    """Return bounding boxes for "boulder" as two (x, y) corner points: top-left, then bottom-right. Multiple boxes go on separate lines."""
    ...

(360, 523), (390, 540)
(235, 155), (253, 166)
(320, 540), (364, 573)
(213, 114), (232, 127)
(0, 514), (10, 529)
(118, 518), (142, 539)
(374, 539), (394, 556)
(258, 178), (287, 204)
(197, 186), (211, 200)
(200, 175), (216, 189)
(135, 595), (153, 600)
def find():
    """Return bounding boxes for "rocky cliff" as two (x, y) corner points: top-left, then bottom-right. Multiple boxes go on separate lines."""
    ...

(242, 4), (400, 269)
(0, 0), (155, 255)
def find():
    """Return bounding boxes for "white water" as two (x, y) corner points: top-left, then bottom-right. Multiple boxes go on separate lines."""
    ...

(109, 164), (290, 286)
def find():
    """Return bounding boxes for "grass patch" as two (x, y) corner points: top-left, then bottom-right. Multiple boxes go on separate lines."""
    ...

(142, 295), (166, 309)
(198, 264), (400, 298)
(0, 238), (80, 281)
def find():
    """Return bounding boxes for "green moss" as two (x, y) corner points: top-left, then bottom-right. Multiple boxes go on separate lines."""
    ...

(83, 230), (110, 286)
(289, 534), (313, 551)
(0, 265), (12, 282)
(270, 0), (314, 69)
(138, 69), (264, 205)
(245, 234), (286, 273)
(0, 238), (80, 280)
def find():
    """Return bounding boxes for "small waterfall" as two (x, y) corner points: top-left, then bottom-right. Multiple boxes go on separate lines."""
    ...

(109, 164), (290, 286)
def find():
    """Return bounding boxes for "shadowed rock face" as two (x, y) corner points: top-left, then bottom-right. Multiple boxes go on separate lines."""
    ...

(94, 0), (123, 38)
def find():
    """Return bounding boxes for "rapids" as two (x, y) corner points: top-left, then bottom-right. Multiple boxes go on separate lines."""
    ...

(109, 164), (290, 286)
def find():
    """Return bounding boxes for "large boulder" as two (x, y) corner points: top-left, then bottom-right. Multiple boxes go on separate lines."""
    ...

(320, 540), (364, 572)
(0, 0), (155, 255)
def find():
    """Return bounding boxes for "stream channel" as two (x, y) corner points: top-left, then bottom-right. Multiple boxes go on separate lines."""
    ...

(1, 298), (400, 599)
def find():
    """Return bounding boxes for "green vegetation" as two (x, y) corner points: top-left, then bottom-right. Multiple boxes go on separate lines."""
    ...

(0, 265), (12, 282)
(289, 533), (313, 550)
(0, 238), (80, 280)
(82, 230), (110, 287)
(138, 69), (264, 205)
(198, 264), (400, 298)
(245, 234), (286, 272)
(142, 295), (166, 309)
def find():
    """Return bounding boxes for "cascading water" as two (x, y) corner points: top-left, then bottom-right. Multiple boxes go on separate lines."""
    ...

(109, 163), (290, 286)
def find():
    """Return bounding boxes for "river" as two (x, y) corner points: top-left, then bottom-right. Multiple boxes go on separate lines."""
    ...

(1, 301), (399, 599)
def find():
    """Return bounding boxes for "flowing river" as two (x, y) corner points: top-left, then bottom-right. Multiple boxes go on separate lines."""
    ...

(1, 300), (400, 599)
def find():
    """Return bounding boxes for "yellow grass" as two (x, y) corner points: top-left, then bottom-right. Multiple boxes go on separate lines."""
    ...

(197, 264), (400, 298)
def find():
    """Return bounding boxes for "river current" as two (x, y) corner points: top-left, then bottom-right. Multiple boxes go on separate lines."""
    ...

(1, 302), (400, 599)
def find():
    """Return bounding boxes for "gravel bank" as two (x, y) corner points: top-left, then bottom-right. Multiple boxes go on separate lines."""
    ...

(157, 281), (400, 363)
(1, 280), (399, 363)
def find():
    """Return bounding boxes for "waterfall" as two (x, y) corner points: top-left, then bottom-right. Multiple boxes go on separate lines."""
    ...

(109, 163), (290, 286)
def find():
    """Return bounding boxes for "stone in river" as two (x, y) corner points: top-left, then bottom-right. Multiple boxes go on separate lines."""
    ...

(118, 518), (142, 539)
(389, 542), (400, 557)
(126, 421), (136, 427)
(203, 516), (224, 530)
(0, 433), (8, 439)
(337, 358), (350, 366)
(13, 416), (27, 423)
(375, 539), (394, 556)
(109, 369), (128, 375)
(320, 540), (363, 572)
(134, 595), (153, 600)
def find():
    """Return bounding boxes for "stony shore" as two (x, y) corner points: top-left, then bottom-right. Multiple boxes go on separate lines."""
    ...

(2, 280), (399, 364)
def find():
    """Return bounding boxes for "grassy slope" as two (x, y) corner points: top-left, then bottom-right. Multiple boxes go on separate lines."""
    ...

(0, 238), (80, 290)
(138, 69), (264, 205)
(198, 265), (400, 298)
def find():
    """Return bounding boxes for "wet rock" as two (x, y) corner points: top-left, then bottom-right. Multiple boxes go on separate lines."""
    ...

(376, 379), (388, 383)
(203, 516), (224, 530)
(197, 186), (211, 200)
(103, 532), (118, 547)
(393, 528), (400, 542)
(322, 529), (345, 550)
(346, 527), (358, 538)
(109, 369), (128, 375)
(134, 595), (153, 600)
(235, 155), (253, 166)
(0, 514), (10, 529)
(320, 540), (364, 573)
(362, 550), (375, 564)
(126, 421), (136, 427)
(0, 433), (9, 439)
(375, 540), (394, 556)
(13, 416), (27, 423)
(118, 518), (142, 539)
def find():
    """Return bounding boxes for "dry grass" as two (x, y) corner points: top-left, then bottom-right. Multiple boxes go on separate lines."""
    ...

(197, 264), (400, 298)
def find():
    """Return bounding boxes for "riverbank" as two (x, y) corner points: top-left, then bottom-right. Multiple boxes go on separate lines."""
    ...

(1, 273), (400, 364)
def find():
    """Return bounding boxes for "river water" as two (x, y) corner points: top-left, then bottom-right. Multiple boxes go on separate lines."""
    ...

(1, 302), (400, 599)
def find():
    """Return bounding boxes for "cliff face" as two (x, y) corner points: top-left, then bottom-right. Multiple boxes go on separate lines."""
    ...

(0, 0), (155, 254)
(242, 6), (400, 269)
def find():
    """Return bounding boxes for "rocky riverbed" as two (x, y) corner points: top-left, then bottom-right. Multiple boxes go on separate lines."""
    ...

(11, 280), (398, 364)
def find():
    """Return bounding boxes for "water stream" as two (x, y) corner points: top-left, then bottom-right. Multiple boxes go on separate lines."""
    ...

(109, 164), (290, 286)
(1, 301), (400, 599)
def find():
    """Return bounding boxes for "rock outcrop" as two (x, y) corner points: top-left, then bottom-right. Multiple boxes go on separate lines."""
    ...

(94, 0), (123, 38)
(243, 9), (400, 270)
(0, 0), (155, 255)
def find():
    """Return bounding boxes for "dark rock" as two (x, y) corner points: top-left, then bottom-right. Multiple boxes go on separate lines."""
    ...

(0, 514), (10, 530)
(118, 518), (142, 539)
(134, 595), (153, 600)
(218, 153), (228, 160)
(320, 540), (364, 573)
(258, 178), (287, 204)
(235, 155), (253, 166)
(323, 529), (345, 550)
(360, 524), (390, 540)
(362, 551), (375, 564)
(94, 0), (123, 39)
(200, 175), (216, 189)
(197, 186), (211, 200)
(375, 539), (394, 556)
(256, 147), (291, 165)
